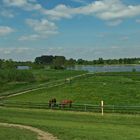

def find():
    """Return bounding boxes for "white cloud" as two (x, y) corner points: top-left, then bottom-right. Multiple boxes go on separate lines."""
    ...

(0, 9), (14, 18)
(42, 0), (140, 22)
(0, 47), (31, 54)
(71, 0), (87, 5)
(120, 36), (129, 41)
(19, 34), (40, 41)
(3, 0), (42, 11)
(136, 19), (140, 23)
(107, 19), (122, 26)
(3, 0), (28, 7)
(41, 5), (74, 20)
(3, 0), (140, 24)
(26, 19), (57, 34)
(0, 47), (35, 61)
(19, 19), (58, 41)
(0, 26), (14, 36)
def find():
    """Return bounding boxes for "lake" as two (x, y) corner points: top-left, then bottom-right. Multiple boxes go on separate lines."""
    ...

(68, 65), (140, 72)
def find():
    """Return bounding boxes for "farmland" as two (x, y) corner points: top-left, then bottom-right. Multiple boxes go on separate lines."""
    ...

(0, 70), (140, 140)
(5, 72), (140, 106)
(0, 69), (86, 96)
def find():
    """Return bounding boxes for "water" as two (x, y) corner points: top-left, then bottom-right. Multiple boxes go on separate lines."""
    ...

(68, 65), (140, 72)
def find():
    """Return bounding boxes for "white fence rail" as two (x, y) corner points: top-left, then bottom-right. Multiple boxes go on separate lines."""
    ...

(0, 101), (140, 114)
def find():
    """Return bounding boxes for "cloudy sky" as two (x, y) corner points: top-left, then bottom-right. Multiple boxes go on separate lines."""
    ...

(0, 0), (140, 61)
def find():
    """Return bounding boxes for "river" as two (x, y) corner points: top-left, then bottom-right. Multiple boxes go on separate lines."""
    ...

(68, 65), (140, 72)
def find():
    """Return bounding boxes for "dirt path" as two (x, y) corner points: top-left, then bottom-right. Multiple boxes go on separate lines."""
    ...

(0, 81), (68, 100)
(0, 122), (58, 140)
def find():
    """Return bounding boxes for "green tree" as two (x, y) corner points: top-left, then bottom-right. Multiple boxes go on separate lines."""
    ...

(52, 56), (66, 69)
(35, 55), (54, 65)
(98, 58), (104, 64)
(2, 59), (15, 69)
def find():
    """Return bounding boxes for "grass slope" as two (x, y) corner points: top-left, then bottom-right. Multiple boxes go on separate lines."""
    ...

(7, 72), (140, 105)
(0, 125), (37, 140)
(0, 69), (86, 96)
(0, 107), (140, 140)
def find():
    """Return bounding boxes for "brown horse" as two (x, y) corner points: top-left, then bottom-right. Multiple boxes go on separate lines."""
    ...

(60, 100), (73, 108)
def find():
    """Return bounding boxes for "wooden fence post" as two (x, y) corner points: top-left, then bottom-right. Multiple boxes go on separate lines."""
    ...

(101, 100), (104, 116)
(84, 104), (87, 112)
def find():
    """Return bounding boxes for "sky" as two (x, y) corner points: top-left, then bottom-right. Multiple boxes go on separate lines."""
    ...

(0, 0), (140, 61)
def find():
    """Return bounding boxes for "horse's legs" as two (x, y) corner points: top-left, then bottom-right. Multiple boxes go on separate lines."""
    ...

(59, 103), (61, 109)
(69, 103), (72, 108)
(62, 104), (65, 108)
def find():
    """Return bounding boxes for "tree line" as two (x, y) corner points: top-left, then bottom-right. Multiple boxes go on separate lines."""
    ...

(76, 57), (140, 65)
(0, 56), (139, 83)
(0, 56), (140, 70)
(35, 55), (140, 67)
(35, 55), (73, 69)
(0, 59), (37, 83)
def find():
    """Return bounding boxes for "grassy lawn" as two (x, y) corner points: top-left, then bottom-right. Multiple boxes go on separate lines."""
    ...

(0, 125), (37, 140)
(0, 107), (140, 140)
(31, 69), (86, 82)
(1, 71), (140, 139)
(6, 72), (140, 105)
(0, 69), (86, 96)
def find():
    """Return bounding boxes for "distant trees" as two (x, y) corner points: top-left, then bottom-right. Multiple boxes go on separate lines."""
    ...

(65, 58), (76, 67)
(35, 55), (67, 69)
(35, 55), (54, 65)
(52, 56), (66, 69)
(0, 59), (44, 70)
(0, 56), (140, 71)
(0, 59), (16, 69)
(34, 55), (140, 68)
(91, 58), (140, 65)
(77, 59), (85, 65)
(98, 58), (104, 64)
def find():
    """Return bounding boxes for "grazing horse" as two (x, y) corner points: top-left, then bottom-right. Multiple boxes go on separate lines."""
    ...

(48, 98), (57, 108)
(60, 100), (73, 108)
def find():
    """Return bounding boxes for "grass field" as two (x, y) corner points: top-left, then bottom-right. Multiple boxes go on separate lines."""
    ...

(0, 69), (86, 96)
(6, 72), (140, 106)
(0, 107), (140, 140)
(0, 71), (140, 140)
(0, 125), (37, 140)
(31, 69), (86, 82)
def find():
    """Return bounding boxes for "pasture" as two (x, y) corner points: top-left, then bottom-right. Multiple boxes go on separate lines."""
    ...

(0, 69), (86, 96)
(0, 71), (140, 139)
(0, 125), (37, 140)
(0, 107), (140, 140)
(6, 72), (140, 106)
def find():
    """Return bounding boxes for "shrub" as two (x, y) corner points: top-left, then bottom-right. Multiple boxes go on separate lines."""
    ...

(0, 69), (35, 83)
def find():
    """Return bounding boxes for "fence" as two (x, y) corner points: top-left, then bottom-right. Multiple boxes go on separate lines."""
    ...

(0, 101), (140, 114)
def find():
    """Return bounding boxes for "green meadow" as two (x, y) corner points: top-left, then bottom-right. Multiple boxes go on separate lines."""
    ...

(0, 107), (140, 140)
(0, 125), (37, 140)
(6, 72), (140, 105)
(0, 69), (86, 96)
(0, 71), (140, 140)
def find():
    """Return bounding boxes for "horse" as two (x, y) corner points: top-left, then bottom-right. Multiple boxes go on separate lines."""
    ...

(60, 100), (73, 108)
(48, 98), (57, 108)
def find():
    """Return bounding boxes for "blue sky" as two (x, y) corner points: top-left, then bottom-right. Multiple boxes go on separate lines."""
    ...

(0, 0), (140, 61)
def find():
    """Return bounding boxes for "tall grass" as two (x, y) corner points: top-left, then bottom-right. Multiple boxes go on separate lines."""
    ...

(0, 69), (35, 83)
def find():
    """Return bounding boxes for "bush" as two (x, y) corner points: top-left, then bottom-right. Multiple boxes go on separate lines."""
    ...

(0, 69), (35, 83)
